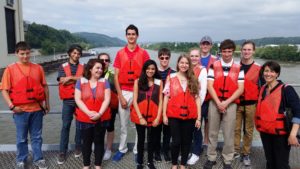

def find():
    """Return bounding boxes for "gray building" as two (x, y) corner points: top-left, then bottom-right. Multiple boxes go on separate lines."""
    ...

(0, 0), (24, 68)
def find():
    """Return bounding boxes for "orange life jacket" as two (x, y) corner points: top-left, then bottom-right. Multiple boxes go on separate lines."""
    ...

(75, 78), (111, 123)
(131, 79), (162, 126)
(104, 71), (119, 109)
(118, 48), (145, 85)
(255, 84), (287, 135)
(193, 65), (204, 78)
(204, 55), (217, 101)
(206, 54), (218, 70)
(206, 60), (240, 103)
(167, 73), (198, 120)
(241, 62), (261, 101)
(7, 63), (45, 105)
(59, 62), (84, 100)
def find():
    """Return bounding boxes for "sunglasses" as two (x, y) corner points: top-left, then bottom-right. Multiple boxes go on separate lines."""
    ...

(159, 56), (169, 60)
(99, 59), (110, 63)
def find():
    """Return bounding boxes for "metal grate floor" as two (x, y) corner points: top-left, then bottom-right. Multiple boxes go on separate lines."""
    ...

(0, 147), (299, 169)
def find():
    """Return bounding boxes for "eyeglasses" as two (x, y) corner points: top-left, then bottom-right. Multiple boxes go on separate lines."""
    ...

(159, 56), (169, 60)
(99, 59), (110, 63)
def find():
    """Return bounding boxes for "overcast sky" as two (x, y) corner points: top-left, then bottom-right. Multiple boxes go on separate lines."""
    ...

(22, 0), (300, 42)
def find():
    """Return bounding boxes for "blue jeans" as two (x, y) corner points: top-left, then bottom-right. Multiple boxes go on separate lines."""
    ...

(59, 103), (81, 153)
(13, 110), (44, 163)
(191, 101), (209, 156)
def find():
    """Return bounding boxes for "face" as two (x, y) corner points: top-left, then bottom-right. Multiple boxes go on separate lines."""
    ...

(126, 29), (138, 44)
(177, 57), (190, 73)
(263, 66), (279, 84)
(90, 62), (103, 79)
(200, 41), (212, 54)
(189, 50), (200, 66)
(146, 64), (156, 78)
(16, 49), (31, 64)
(158, 54), (170, 68)
(241, 44), (255, 60)
(99, 54), (110, 70)
(221, 48), (234, 63)
(69, 49), (81, 63)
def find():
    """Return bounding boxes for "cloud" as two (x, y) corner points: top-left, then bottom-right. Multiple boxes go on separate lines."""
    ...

(22, 0), (300, 42)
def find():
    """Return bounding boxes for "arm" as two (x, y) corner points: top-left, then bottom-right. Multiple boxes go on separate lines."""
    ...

(114, 68), (128, 109)
(92, 88), (111, 121)
(220, 82), (244, 109)
(132, 80), (147, 126)
(153, 80), (163, 127)
(207, 80), (224, 112)
(74, 88), (96, 118)
(60, 76), (81, 85)
(2, 90), (22, 113)
(199, 68), (207, 105)
(43, 84), (50, 114)
(162, 77), (170, 125)
(195, 96), (201, 129)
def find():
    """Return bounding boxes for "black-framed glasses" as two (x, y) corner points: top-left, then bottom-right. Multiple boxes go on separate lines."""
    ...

(100, 59), (110, 63)
(159, 56), (169, 60)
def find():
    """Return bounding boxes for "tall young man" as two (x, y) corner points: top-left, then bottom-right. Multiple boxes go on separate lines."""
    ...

(57, 44), (84, 164)
(199, 36), (218, 146)
(204, 39), (244, 169)
(1, 41), (50, 169)
(155, 48), (176, 162)
(112, 24), (150, 162)
(234, 41), (261, 166)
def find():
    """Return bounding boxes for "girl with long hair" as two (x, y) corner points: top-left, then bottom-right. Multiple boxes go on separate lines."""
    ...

(163, 54), (201, 169)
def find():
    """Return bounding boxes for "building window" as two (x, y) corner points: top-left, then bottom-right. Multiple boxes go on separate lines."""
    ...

(5, 8), (16, 54)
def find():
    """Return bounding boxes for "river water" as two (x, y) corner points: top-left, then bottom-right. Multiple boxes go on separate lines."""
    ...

(0, 47), (299, 144)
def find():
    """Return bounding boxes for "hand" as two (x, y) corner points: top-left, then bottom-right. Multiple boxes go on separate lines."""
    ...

(120, 95), (128, 109)
(195, 119), (201, 129)
(12, 106), (23, 113)
(288, 134), (300, 146)
(91, 113), (101, 121)
(217, 101), (227, 113)
(87, 111), (97, 118)
(139, 118), (147, 126)
(61, 76), (73, 85)
(152, 117), (160, 127)
(163, 115), (168, 125)
(43, 104), (50, 114)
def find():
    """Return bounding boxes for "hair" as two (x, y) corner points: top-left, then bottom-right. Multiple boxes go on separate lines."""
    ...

(261, 61), (281, 77)
(242, 40), (256, 50)
(67, 44), (82, 56)
(15, 41), (30, 53)
(176, 54), (199, 96)
(126, 24), (139, 36)
(97, 52), (111, 61)
(189, 47), (200, 55)
(83, 58), (105, 79)
(220, 39), (236, 51)
(158, 48), (171, 57)
(138, 60), (161, 91)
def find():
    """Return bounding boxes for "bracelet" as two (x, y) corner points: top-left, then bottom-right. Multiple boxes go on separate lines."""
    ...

(10, 105), (15, 110)
(196, 119), (201, 121)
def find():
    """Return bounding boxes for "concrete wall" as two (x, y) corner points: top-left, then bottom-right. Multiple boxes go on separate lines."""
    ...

(0, 0), (24, 68)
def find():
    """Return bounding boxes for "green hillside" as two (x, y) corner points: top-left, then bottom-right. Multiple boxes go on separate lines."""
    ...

(73, 32), (126, 47)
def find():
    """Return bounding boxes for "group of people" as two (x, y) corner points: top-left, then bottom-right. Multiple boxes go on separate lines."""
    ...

(1, 24), (300, 169)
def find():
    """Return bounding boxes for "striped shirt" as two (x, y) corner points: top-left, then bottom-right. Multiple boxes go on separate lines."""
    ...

(207, 58), (244, 83)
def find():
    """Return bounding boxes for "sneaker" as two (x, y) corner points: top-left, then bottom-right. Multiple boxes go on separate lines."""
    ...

(147, 163), (157, 169)
(203, 160), (216, 169)
(103, 150), (112, 161)
(243, 155), (251, 166)
(74, 148), (82, 158)
(187, 153), (199, 165)
(57, 153), (66, 165)
(137, 164), (144, 169)
(33, 159), (48, 169)
(223, 163), (232, 169)
(16, 162), (25, 169)
(154, 152), (162, 162)
(163, 151), (171, 161)
(233, 152), (240, 159)
(112, 151), (125, 162)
